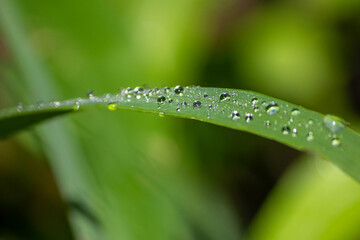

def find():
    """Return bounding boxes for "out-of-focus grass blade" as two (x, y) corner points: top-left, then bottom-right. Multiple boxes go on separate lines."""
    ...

(249, 155), (360, 240)
(1, 86), (359, 183)
(0, 109), (71, 138)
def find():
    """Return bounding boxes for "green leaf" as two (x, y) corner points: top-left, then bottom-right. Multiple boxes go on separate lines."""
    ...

(1, 86), (360, 183)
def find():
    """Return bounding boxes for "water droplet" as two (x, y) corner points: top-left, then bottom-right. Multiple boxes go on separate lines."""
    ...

(251, 98), (258, 106)
(291, 108), (300, 116)
(253, 106), (259, 112)
(323, 115), (345, 133)
(266, 102), (280, 115)
(306, 132), (314, 141)
(159, 112), (165, 117)
(308, 119), (314, 125)
(174, 86), (184, 95)
(16, 103), (23, 112)
(219, 92), (231, 102)
(124, 87), (133, 95)
(176, 107), (181, 112)
(136, 95), (141, 99)
(108, 103), (117, 111)
(168, 99), (173, 103)
(331, 138), (341, 147)
(292, 128), (298, 137)
(245, 113), (253, 122)
(163, 87), (170, 93)
(261, 101), (267, 107)
(134, 87), (144, 93)
(193, 101), (201, 108)
(53, 101), (60, 108)
(182, 101), (187, 107)
(87, 91), (94, 98)
(265, 120), (271, 127)
(73, 102), (80, 111)
(231, 111), (240, 121)
(157, 96), (166, 103)
(282, 126), (290, 135)
(208, 104), (213, 108)
(204, 93), (208, 98)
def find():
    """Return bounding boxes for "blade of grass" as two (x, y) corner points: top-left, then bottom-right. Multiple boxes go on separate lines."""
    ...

(0, 86), (359, 183)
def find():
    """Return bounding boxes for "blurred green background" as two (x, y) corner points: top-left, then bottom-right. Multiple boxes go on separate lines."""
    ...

(1, 0), (360, 239)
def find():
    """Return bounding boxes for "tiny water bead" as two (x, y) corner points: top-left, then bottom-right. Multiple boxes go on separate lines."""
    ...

(87, 91), (94, 98)
(265, 120), (271, 127)
(331, 138), (341, 147)
(158, 112), (165, 117)
(253, 106), (259, 112)
(323, 114), (345, 133)
(219, 92), (231, 102)
(291, 109), (300, 117)
(204, 93), (208, 98)
(282, 126), (290, 135)
(176, 107), (181, 112)
(292, 128), (297, 137)
(245, 113), (253, 122)
(251, 98), (258, 106)
(231, 111), (240, 121)
(53, 101), (61, 108)
(157, 96), (166, 103)
(193, 101), (201, 108)
(108, 103), (117, 111)
(16, 103), (23, 112)
(134, 87), (144, 93)
(182, 101), (188, 107)
(306, 132), (314, 142)
(73, 103), (80, 111)
(174, 86), (184, 95)
(265, 102), (280, 116)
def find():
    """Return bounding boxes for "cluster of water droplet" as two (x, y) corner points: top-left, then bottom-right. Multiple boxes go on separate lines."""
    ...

(6, 85), (347, 149)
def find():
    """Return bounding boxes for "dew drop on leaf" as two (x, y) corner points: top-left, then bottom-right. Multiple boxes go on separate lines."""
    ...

(108, 103), (117, 111)
(323, 114), (345, 133)
(86, 91), (94, 98)
(291, 109), (300, 116)
(219, 92), (231, 102)
(193, 101), (201, 108)
(331, 138), (341, 147)
(282, 126), (290, 135)
(251, 98), (258, 106)
(265, 120), (271, 127)
(134, 87), (144, 93)
(176, 107), (181, 112)
(157, 96), (166, 103)
(174, 86), (184, 95)
(292, 128), (298, 137)
(245, 113), (253, 122)
(182, 101), (187, 107)
(266, 102), (280, 116)
(73, 102), (80, 111)
(17, 103), (23, 112)
(306, 132), (314, 142)
(159, 112), (165, 117)
(231, 111), (240, 121)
